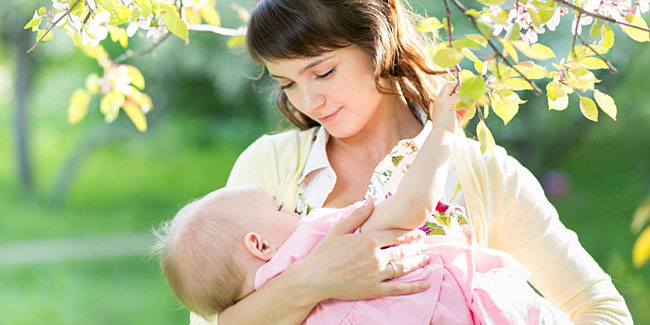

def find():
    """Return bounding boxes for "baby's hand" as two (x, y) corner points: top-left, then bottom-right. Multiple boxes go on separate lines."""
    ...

(429, 82), (465, 134)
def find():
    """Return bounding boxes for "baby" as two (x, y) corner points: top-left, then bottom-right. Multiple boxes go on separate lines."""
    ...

(155, 85), (570, 324)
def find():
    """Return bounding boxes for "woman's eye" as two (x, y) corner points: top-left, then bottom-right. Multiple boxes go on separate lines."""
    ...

(315, 68), (335, 79)
(280, 82), (295, 90)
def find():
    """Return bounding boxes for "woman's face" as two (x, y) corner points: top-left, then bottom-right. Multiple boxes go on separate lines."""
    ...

(265, 46), (385, 138)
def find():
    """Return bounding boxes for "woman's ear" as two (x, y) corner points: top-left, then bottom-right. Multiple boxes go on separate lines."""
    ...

(244, 232), (277, 261)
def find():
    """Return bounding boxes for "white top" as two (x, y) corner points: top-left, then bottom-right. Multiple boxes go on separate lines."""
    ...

(296, 115), (468, 236)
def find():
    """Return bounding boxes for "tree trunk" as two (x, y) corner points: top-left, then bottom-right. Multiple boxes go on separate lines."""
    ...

(13, 29), (35, 196)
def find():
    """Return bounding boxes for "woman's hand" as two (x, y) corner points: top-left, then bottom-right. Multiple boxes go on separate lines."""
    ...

(430, 82), (465, 134)
(289, 199), (432, 304)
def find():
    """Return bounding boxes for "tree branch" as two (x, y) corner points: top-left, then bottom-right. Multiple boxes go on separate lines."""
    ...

(187, 24), (246, 36)
(577, 34), (618, 73)
(443, 0), (453, 47)
(26, 0), (83, 54)
(114, 32), (173, 63)
(571, 13), (581, 58)
(554, 0), (650, 33)
(447, 0), (542, 95)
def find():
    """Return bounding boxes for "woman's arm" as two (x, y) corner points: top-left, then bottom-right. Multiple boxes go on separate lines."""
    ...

(214, 200), (431, 325)
(475, 146), (633, 324)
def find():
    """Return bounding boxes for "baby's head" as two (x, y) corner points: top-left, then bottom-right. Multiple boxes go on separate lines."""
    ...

(154, 185), (299, 318)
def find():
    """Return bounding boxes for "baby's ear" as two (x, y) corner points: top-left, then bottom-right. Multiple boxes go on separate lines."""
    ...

(243, 232), (276, 261)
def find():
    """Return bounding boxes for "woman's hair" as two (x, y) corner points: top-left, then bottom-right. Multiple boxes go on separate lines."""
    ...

(246, 0), (446, 130)
(153, 195), (246, 318)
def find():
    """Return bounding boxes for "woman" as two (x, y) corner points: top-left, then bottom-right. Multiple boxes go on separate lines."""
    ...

(191, 0), (632, 324)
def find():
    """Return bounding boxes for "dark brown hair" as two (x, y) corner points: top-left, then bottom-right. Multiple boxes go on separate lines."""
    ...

(246, 0), (446, 130)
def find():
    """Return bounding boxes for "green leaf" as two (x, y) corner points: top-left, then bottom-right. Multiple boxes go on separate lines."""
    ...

(590, 19), (602, 38)
(433, 47), (463, 68)
(442, 17), (454, 35)
(453, 38), (481, 50)
(136, 0), (153, 17)
(513, 41), (555, 60)
(633, 226), (650, 268)
(126, 65), (145, 90)
(580, 57), (609, 70)
(546, 80), (572, 100)
(158, 2), (188, 41)
(200, 4), (221, 26)
(24, 15), (42, 30)
(622, 14), (650, 42)
(601, 24), (614, 48)
(498, 39), (519, 63)
(476, 120), (496, 154)
(528, 8), (542, 28)
(532, 0), (556, 23)
(466, 34), (488, 47)
(593, 89), (617, 121)
(108, 26), (129, 48)
(116, 5), (131, 20)
(548, 94), (569, 111)
(36, 29), (53, 43)
(476, 15), (494, 38)
(123, 101), (148, 132)
(68, 89), (92, 124)
(96, 0), (116, 14)
(476, 0), (506, 5)
(459, 76), (485, 104)
(461, 48), (479, 62)
(504, 78), (533, 90)
(579, 97), (598, 121)
(490, 92), (521, 125)
(516, 61), (547, 79)
(417, 17), (443, 32)
(631, 197), (650, 234)
(226, 35), (245, 48)
(506, 23), (521, 41)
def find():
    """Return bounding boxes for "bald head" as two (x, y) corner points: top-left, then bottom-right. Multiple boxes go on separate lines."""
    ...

(154, 186), (259, 317)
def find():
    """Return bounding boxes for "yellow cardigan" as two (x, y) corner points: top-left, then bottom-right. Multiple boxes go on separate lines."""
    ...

(192, 127), (632, 325)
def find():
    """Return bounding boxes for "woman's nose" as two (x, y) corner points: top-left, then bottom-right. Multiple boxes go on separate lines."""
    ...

(300, 86), (325, 113)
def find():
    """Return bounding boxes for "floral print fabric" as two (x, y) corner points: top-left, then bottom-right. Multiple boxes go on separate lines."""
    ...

(297, 119), (469, 237)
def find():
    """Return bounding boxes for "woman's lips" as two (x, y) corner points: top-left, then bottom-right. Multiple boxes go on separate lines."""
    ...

(320, 108), (341, 123)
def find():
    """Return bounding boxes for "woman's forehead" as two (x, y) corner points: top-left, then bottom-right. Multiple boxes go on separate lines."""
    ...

(264, 46), (365, 76)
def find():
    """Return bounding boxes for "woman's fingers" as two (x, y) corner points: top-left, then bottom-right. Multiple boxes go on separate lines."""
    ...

(330, 199), (374, 235)
(381, 253), (431, 280)
(377, 280), (431, 297)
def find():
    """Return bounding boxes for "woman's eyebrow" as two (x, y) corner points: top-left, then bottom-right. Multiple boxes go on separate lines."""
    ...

(299, 55), (335, 74)
(269, 55), (335, 79)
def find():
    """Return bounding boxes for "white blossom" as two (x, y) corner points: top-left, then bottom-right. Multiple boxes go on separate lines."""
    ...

(81, 10), (110, 47)
(146, 26), (169, 41)
(640, 0), (650, 13)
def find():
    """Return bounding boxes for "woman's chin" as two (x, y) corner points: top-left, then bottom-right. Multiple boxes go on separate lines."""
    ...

(323, 125), (362, 140)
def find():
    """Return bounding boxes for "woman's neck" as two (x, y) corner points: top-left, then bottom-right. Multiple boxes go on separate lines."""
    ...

(328, 94), (423, 162)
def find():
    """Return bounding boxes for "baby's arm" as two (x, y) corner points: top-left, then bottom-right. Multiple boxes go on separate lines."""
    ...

(361, 83), (461, 232)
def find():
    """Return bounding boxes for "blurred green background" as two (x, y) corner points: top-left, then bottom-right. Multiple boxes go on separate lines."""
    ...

(1, 0), (649, 324)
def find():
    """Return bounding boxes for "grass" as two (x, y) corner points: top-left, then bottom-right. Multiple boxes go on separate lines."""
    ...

(0, 257), (188, 324)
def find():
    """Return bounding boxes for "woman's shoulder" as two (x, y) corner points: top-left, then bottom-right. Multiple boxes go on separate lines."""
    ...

(451, 135), (531, 184)
(227, 127), (319, 188)
(244, 127), (319, 156)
